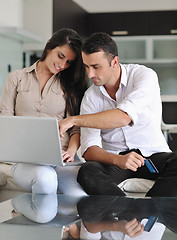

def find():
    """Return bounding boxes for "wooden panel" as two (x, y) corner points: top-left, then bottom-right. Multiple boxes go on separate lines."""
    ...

(149, 11), (177, 35)
(53, 0), (88, 37)
(87, 11), (177, 36)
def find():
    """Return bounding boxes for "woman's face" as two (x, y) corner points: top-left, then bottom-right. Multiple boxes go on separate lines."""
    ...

(45, 44), (76, 74)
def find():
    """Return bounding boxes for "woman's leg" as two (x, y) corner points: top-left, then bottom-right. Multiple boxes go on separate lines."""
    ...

(56, 156), (87, 197)
(11, 193), (58, 223)
(12, 163), (58, 194)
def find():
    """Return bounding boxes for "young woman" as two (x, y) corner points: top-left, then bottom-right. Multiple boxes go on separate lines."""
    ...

(0, 28), (88, 195)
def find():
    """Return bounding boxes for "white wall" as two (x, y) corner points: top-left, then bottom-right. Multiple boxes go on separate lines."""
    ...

(0, 0), (25, 95)
(73, 0), (177, 13)
(0, 0), (23, 27)
(0, 0), (53, 95)
(23, 0), (53, 51)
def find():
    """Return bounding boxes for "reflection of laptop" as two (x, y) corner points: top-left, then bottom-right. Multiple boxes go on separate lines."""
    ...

(4, 214), (80, 228)
(0, 224), (63, 240)
(3, 214), (80, 240)
(0, 116), (82, 166)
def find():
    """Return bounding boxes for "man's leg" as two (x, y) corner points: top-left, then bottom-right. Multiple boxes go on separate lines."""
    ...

(146, 152), (177, 197)
(77, 161), (132, 196)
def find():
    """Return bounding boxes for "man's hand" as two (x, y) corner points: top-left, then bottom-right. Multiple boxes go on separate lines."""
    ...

(58, 117), (75, 140)
(116, 152), (145, 172)
(85, 218), (144, 237)
(118, 218), (144, 238)
(84, 146), (145, 170)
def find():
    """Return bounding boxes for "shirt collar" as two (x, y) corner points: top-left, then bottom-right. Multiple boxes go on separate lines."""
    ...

(119, 63), (127, 87)
(25, 60), (39, 73)
(99, 63), (127, 93)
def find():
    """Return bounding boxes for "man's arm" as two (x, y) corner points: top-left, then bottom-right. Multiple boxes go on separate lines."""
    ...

(84, 146), (144, 172)
(84, 218), (144, 238)
(59, 108), (131, 139)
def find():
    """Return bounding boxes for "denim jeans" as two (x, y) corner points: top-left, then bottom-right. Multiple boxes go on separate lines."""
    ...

(12, 156), (87, 196)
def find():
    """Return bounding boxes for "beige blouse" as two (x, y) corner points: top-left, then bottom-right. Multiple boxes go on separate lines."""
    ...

(0, 62), (79, 150)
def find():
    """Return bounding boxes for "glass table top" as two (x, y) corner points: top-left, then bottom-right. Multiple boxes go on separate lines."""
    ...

(0, 194), (177, 240)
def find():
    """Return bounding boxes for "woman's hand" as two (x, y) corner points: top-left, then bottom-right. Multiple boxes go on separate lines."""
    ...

(62, 150), (74, 163)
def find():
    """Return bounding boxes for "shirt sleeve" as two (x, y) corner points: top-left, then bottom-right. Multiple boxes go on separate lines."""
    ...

(0, 70), (21, 116)
(80, 221), (101, 240)
(117, 66), (160, 125)
(80, 90), (102, 156)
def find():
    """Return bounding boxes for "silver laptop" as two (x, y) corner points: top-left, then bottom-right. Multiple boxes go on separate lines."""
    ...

(0, 116), (82, 166)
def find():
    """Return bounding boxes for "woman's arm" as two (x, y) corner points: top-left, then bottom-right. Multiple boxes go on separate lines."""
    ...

(0, 71), (19, 116)
(62, 133), (80, 162)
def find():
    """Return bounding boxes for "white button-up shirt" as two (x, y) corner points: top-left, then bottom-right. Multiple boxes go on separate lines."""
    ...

(80, 64), (170, 157)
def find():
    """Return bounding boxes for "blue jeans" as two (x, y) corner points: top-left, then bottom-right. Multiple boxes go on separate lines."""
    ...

(12, 156), (87, 196)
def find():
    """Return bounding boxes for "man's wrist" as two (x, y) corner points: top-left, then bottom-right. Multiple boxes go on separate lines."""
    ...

(72, 115), (81, 127)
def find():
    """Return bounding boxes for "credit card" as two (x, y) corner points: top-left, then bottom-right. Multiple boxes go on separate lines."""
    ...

(144, 216), (158, 232)
(144, 159), (159, 173)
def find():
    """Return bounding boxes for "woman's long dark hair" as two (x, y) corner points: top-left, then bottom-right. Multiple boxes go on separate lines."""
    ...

(40, 28), (88, 116)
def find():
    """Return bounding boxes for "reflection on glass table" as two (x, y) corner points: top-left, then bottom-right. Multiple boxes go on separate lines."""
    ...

(77, 196), (177, 240)
(0, 194), (177, 239)
(0, 193), (81, 240)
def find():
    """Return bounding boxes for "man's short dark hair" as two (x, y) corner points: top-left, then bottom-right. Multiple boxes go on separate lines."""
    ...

(82, 32), (118, 64)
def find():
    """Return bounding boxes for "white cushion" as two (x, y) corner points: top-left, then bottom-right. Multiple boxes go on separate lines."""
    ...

(0, 171), (6, 186)
(119, 178), (155, 193)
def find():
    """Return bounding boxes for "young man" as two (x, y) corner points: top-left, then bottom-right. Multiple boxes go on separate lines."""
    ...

(59, 32), (177, 197)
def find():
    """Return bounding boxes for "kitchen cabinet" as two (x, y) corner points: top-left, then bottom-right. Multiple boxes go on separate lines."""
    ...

(87, 12), (149, 36)
(113, 35), (177, 95)
(113, 35), (177, 150)
(87, 11), (177, 36)
(53, 0), (88, 37)
(113, 35), (177, 63)
(0, 27), (43, 43)
(149, 11), (177, 35)
(168, 134), (177, 151)
(161, 98), (177, 151)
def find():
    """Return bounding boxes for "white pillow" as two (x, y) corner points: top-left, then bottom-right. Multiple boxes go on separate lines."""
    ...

(0, 171), (7, 186)
(118, 178), (155, 193)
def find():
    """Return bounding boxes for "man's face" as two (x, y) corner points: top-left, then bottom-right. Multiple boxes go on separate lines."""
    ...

(82, 51), (115, 87)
